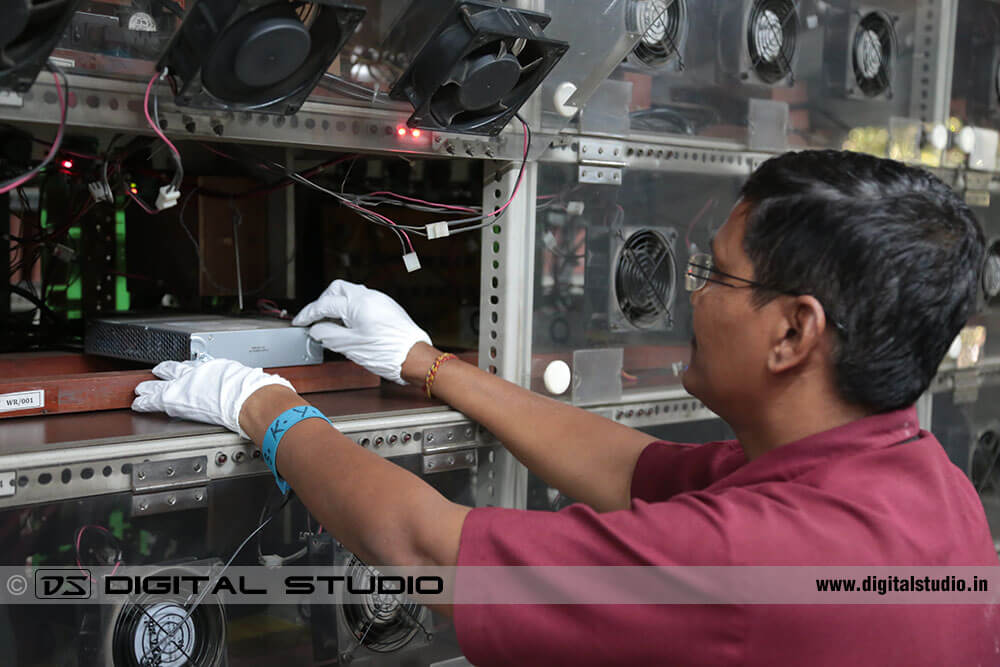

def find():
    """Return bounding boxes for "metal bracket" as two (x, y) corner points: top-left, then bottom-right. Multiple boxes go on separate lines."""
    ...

(578, 166), (622, 184)
(423, 424), (478, 454)
(953, 368), (982, 405)
(132, 487), (208, 517)
(965, 171), (992, 207)
(132, 456), (208, 493)
(578, 139), (626, 166)
(422, 449), (478, 475)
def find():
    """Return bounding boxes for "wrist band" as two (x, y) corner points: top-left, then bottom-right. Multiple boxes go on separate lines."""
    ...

(261, 406), (332, 493)
(423, 353), (458, 399)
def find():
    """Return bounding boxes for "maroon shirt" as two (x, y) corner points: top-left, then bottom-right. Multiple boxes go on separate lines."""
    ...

(454, 406), (999, 666)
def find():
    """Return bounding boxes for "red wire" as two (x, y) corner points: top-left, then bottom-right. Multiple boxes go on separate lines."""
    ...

(489, 117), (530, 219)
(0, 70), (66, 194)
(143, 72), (182, 163)
(363, 190), (479, 213)
(126, 189), (159, 215)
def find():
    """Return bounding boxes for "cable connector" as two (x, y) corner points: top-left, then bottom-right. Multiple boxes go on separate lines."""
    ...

(426, 221), (451, 239)
(402, 251), (421, 273)
(88, 181), (113, 203)
(156, 184), (181, 211)
(566, 201), (585, 216)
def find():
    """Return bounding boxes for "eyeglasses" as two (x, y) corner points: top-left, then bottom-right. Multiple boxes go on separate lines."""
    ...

(686, 253), (848, 338)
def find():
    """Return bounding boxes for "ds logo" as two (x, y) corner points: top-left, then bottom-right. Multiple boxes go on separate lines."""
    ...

(34, 569), (92, 599)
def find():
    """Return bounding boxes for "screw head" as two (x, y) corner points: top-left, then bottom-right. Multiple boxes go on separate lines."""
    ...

(193, 462), (203, 473)
(137, 471), (146, 480)
(165, 466), (175, 477)
(138, 501), (148, 512)
(166, 495), (176, 506)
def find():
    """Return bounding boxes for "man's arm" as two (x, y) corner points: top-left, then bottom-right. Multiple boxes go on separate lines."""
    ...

(401, 342), (656, 512)
(239, 385), (470, 574)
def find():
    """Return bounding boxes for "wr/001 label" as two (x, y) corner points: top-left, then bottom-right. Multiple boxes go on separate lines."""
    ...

(0, 390), (44, 413)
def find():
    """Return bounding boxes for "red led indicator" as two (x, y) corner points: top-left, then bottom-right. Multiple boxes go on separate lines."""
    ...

(410, 129), (422, 138)
(61, 159), (73, 169)
(397, 127), (407, 137)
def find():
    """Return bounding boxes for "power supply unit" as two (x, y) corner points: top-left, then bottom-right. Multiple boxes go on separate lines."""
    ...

(85, 315), (324, 368)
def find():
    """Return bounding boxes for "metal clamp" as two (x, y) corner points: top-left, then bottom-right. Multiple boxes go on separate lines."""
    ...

(132, 456), (208, 493)
(422, 449), (478, 475)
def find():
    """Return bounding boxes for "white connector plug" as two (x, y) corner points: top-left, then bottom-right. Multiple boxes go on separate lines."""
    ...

(426, 221), (451, 239)
(156, 185), (181, 211)
(88, 181), (113, 203)
(403, 251), (421, 273)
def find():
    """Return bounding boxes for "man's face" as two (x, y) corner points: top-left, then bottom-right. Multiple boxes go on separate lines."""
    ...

(681, 202), (778, 424)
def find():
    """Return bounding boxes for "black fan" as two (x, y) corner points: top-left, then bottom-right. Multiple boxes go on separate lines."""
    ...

(614, 229), (677, 329)
(626, 0), (687, 70)
(746, 0), (798, 84)
(852, 11), (895, 97)
(159, 0), (365, 115)
(0, 0), (79, 92)
(340, 556), (425, 653)
(387, 1), (568, 136)
(984, 240), (1000, 306)
(971, 429), (1000, 493)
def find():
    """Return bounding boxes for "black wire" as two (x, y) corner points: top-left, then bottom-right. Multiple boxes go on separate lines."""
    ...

(6, 283), (62, 324)
(0, 62), (69, 193)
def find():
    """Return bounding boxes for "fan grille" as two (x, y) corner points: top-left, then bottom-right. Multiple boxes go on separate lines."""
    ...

(614, 230), (676, 329)
(746, 0), (797, 84)
(341, 556), (423, 653)
(984, 240), (1000, 303)
(852, 11), (895, 97)
(628, 0), (686, 69)
(971, 429), (1000, 493)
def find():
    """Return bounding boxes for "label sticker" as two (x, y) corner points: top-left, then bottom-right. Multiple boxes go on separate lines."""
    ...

(0, 472), (15, 498)
(0, 390), (44, 413)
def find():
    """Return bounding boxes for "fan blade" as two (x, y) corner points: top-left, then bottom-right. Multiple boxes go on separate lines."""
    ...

(429, 83), (466, 126)
(518, 55), (544, 76)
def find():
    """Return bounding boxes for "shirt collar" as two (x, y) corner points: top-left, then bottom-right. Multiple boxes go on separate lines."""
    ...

(714, 406), (922, 488)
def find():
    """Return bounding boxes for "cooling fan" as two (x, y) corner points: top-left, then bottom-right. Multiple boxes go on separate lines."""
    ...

(0, 0), (80, 91)
(719, 0), (799, 86)
(849, 11), (896, 98)
(337, 554), (430, 658)
(984, 239), (1000, 308)
(386, 0), (568, 136)
(971, 427), (1000, 494)
(78, 563), (227, 667)
(159, 0), (365, 114)
(608, 227), (679, 332)
(625, 0), (688, 71)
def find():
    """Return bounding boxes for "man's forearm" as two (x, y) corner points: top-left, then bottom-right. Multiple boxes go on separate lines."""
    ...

(402, 343), (655, 511)
(239, 386), (469, 572)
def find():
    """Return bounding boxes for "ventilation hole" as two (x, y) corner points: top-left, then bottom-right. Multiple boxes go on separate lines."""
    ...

(490, 295), (499, 305)
(38, 473), (51, 485)
(61, 469), (72, 484)
(81, 468), (94, 480)
(18, 476), (28, 487)
(495, 189), (502, 199)
(491, 277), (499, 288)
(322, 120), (330, 131)
(493, 242), (500, 254)
(493, 225), (501, 235)
(492, 260), (499, 269)
(121, 463), (132, 475)
(490, 331), (497, 339)
(490, 347), (497, 359)
(491, 312), (498, 324)
(489, 365), (498, 374)
(103, 466), (112, 477)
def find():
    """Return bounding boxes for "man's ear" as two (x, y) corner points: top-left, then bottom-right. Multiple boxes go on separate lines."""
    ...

(767, 295), (827, 374)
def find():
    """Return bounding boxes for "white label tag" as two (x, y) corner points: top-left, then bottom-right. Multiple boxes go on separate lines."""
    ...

(0, 472), (15, 497)
(0, 90), (23, 108)
(0, 390), (44, 413)
(48, 56), (75, 70)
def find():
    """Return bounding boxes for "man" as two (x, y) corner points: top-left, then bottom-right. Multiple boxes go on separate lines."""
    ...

(133, 150), (998, 665)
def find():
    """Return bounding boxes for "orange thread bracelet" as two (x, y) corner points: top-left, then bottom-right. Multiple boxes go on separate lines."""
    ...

(424, 353), (458, 398)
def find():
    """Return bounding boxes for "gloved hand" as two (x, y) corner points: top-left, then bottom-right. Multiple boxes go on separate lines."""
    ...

(131, 359), (295, 439)
(292, 280), (431, 385)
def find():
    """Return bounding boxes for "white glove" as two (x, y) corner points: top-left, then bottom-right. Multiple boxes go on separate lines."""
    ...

(292, 280), (431, 385)
(131, 359), (295, 439)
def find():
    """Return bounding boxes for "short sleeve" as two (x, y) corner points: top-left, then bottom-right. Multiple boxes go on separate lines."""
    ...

(453, 500), (746, 667)
(630, 439), (746, 502)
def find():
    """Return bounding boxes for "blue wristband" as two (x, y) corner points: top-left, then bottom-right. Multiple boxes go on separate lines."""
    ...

(261, 406), (333, 494)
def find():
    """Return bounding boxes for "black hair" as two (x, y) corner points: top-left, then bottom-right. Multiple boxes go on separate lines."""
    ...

(740, 149), (985, 413)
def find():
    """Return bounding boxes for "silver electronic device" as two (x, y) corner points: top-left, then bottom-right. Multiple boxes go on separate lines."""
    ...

(85, 315), (324, 367)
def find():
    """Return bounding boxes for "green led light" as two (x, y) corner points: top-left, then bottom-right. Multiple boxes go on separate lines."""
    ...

(115, 208), (130, 310)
